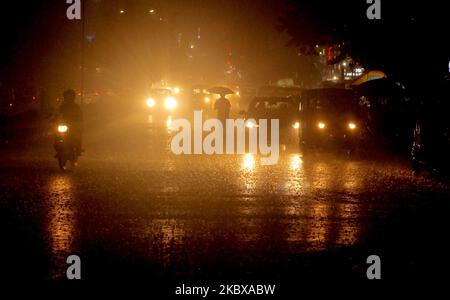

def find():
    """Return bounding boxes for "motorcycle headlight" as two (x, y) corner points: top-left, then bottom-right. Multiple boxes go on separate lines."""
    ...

(164, 96), (177, 110)
(292, 121), (300, 129)
(348, 122), (356, 130)
(318, 122), (326, 129)
(146, 98), (156, 108)
(57, 125), (68, 133)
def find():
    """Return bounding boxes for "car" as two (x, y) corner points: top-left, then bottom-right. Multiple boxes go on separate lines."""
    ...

(411, 80), (450, 176)
(257, 85), (302, 98)
(354, 78), (415, 154)
(242, 96), (301, 150)
(144, 88), (181, 130)
(298, 88), (362, 154)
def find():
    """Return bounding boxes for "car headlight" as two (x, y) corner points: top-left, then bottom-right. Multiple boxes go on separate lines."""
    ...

(146, 98), (156, 108)
(318, 122), (326, 129)
(164, 96), (177, 110)
(292, 121), (300, 129)
(348, 122), (356, 130)
(57, 125), (68, 133)
(246, 120), (258, 128)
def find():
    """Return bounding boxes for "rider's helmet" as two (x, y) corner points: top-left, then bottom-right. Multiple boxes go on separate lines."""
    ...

(63, 89), (76, 103)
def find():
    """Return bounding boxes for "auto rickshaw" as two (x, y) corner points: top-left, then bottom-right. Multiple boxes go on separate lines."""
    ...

(298, 88), (363, 155)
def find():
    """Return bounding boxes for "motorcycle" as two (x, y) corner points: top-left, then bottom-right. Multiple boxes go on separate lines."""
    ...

(54, 124), (80, 170)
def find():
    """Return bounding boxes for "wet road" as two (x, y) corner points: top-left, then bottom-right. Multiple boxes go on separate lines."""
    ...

(1, 115), (449, 288)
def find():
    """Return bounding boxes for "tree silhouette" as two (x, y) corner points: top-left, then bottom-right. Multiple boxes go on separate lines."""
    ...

(277, 0), (450, 92)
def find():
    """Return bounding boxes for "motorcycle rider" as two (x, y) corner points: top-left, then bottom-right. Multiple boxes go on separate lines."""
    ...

(58, 89), (83, 155)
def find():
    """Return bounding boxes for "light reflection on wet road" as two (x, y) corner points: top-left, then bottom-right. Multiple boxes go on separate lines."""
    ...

(47, 175), (78, 279)
(0, 121), (449, 281)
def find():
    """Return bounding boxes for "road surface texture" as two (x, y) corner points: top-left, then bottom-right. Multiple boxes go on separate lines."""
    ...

(1, 114), (449, 293)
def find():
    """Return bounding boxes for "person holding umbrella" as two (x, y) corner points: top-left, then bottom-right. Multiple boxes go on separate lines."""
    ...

(214, 93), (231, 125)
(208, 87), (233, 126)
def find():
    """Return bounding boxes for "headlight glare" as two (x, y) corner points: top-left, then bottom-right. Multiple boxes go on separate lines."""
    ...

(164, 96), (177, 110)
(246, 120), (258, 128)
(146, 98), (156, 108)
(57, 125), (68, 133)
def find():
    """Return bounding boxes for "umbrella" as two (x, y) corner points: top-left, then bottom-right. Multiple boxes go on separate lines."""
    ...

(207, 86), (234, 95)
(355, 78), (403, 97)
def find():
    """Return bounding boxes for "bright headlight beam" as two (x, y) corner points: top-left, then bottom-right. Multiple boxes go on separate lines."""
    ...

(164, 97), (177, 110)
(146, 98), (156, 108)
(57, 125), (68, 133)
(246, 120), (258, 128)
